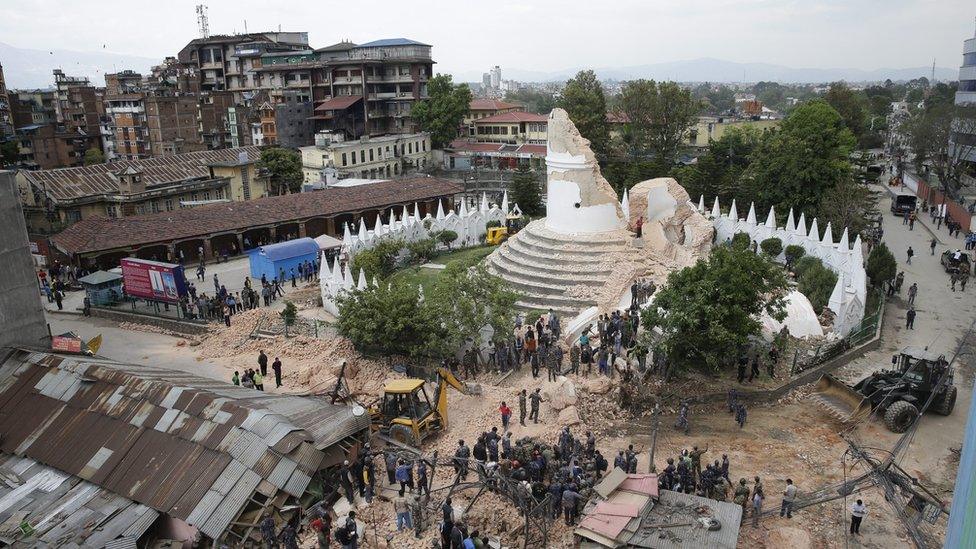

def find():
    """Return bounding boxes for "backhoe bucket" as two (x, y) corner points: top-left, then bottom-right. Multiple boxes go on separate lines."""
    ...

(809, 374), (872, 423)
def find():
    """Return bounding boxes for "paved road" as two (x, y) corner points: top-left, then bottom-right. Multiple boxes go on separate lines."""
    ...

(836, 184), (975, 485)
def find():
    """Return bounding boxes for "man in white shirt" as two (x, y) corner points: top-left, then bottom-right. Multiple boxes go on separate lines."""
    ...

(780, 478), (797, 518)
(850, 499), (867, 535)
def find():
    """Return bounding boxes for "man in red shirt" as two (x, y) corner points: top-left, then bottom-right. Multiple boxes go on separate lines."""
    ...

(499, 401), (512, 431)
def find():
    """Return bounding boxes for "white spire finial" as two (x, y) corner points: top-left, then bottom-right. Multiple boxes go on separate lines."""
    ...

(480, 192), (489, 213)
(796, 212), (807, 235)
(821, 222), (833, 246)
(764, 206), (777, 229)
(785, 209), (795, 233)
(746, 202), (757, 225)
(729, 199), (738, 221)
(711, 197), (721, 218)
(808, 218), (819, 241)
(839, 227), (850, 251)
(501, 190), (509, 213)
(357, 268), (367, 290)
(698, 195), (706, 213)
(436, 200), (445, 220)
(621, 188), (630, 220)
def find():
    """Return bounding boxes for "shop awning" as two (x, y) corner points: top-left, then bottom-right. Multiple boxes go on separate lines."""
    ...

(315, 96), (363, 111)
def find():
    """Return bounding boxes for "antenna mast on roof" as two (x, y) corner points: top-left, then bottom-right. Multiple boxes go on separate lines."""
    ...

(196, 5), (210, 39)
(932, 58), (936, 84)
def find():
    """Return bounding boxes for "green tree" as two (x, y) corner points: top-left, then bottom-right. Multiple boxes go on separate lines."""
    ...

(508, 164), (543, 216)
(816, 177), (880, 237)
(641, 247), (788, 374)
(760, 237), (783, 258)
(337, 281), (443, 358)
(559, 70), (610, 156)
(0, 140), (17, 168)
(865, 243), (898, 288)
(406, 238), (436, 264)
(504, 88), (556, 114)
(436, 230), (458, 250)
(671, 126), (762, 203)
(83, 147), (105, 165)
(824, 82), (868, 142)
(795, 258), (837, 314)
(902, 103), (976, 199)
(428, 263), (520, 354)
(620, 80), (701, 163)
(280, 300), (298, 336)
(411, 74), (472, 148)
(351, 238), (404, 280)
(731, 232), (751, 251)
(741, 100), (856, 218)
(258, 147), (303, 195)
(784, 245), (806, 267)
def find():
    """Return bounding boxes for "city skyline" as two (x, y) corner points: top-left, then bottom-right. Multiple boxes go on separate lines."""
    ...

(0, 0), (973, 86)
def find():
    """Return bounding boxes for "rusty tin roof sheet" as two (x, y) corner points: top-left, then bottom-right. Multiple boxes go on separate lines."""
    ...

(0, 349), (367, 541)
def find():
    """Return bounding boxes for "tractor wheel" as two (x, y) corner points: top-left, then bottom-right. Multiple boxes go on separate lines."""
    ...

(389, 424), (416, 447)
(933, 386), (957, 416)
(884, 401), (919, 433)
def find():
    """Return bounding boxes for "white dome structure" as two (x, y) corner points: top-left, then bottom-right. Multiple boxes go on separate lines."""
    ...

(760, 289), (824, 340)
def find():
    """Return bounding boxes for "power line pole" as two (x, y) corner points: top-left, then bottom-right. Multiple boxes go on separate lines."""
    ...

(648, 403), (660, 473)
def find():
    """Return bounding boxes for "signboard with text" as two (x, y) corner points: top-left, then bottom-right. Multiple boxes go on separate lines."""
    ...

(120, 258), (187, 303)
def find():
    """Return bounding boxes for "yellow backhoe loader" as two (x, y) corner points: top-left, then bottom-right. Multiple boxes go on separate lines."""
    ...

(370, 368), (470, 447)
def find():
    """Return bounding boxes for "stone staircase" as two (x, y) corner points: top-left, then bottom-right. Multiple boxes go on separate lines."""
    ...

(486, 221), (632, 316)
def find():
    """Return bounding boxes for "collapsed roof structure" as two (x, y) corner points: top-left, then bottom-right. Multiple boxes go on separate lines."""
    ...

(0, 347), (370, 546)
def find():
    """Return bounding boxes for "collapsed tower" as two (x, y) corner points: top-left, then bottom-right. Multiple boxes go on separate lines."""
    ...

(486, 109), (712, 323)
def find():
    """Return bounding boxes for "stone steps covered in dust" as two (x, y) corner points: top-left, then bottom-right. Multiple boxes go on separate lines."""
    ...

(503, 239), (612, 266)
(521, 223), (632, 247)
(513, 288), (598, 314)
(489, 251), (608, 287)
(515, 229), (630, 255)
(506, 233), (626, 263)
(492, 246), (614, 277)
(515, 299), (584, 316)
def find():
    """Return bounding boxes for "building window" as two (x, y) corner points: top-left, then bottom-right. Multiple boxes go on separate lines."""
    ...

(350, 152), (356, 165)
(408, 142), (413, 154)
(360, 150), (365, 163)
(165, 199), (174, 211)
(203, 191), (211, 201)
(241, 167), (251, 200)
(422, 140), (427, 151)
(105, 205), (117, 218)
(215, 188), (224, 199)
(342, 152), (347, 166)
(369, 149), (374, 162)
(150, 201), (160, 213)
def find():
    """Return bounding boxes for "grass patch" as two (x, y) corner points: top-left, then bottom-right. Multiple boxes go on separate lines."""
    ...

(389, 246), (495, 288)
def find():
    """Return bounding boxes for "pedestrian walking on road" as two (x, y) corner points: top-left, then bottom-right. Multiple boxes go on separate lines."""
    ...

(727, 388), (738, 413)
(850, 499), (866, 535)
(908, 283), (918, 305)
(272, 357), (282, 388)
(906, 307), (916, 330)
(930, 238), (937, 255)
(907, 246), (914, 265)
(780, 479), (797, 518)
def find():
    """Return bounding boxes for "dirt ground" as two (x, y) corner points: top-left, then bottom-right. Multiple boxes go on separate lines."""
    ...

(52, 187), (971, 548)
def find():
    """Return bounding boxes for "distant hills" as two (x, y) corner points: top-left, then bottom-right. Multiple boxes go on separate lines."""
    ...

(0, 42), (157, 89)
(450, 57), (958, 84)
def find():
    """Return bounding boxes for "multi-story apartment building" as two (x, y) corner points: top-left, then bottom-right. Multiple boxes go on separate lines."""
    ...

(9, 89), (57, 127)
(951, 28), (976, 166)
(0, 62), (12, 140)
(177, 32), (310, 97)
(299, 132), (431, 184)
(104, 70), (144, 96)
(274, 90), (314, 149)
(104, 93), (150, 159)
(145, 94), (203, 156)
(52, 70), (103, 137)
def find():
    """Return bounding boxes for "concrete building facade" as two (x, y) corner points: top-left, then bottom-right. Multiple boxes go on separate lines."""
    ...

(300, 132), (431, 184)
(0, 171), (49, 349)
(951, 28), (976, 166)
(0, 63), (12, 140)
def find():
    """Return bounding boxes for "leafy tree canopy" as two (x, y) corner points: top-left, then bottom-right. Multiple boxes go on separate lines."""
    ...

(411, 74), (472, 148)
(258, 147), (303, 195)
(509, 164), (544, 216)
(619, 80), (701, 164)
(865, 243), (898, 288)
(559, 70), (610, 156)
(83, 147), (105, 165)
(641, 247), (788, 373)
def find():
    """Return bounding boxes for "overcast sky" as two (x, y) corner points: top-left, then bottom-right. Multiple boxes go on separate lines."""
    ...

(1, 0), (974, 76)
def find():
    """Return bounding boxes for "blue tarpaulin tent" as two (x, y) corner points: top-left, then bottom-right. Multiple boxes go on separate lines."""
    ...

(247, 238), (320, 282)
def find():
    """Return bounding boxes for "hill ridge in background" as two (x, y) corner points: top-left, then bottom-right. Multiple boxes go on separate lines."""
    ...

(0, 42), (157, 89)
(449, 56), (957, 84)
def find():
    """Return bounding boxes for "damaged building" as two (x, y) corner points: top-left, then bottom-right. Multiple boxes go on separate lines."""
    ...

(0, 347), (370, 547)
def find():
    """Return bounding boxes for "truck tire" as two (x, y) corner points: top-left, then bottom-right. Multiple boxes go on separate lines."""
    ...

(933, 386), (957, 416)
(389, 424), (416, 446)
(884, 401), (918, 433)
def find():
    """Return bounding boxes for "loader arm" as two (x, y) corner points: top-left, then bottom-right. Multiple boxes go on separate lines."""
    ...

(434, 368), (469, 430)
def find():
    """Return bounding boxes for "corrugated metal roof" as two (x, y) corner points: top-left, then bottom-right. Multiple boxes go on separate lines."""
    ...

(627, 490), (743, 549)
(0, 348), (357, 543)
(0, 454), (158, 548)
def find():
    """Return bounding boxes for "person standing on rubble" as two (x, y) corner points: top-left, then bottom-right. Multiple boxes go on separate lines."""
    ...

(385, 452), (398, 485)
(499, 401), (512, 431)
(272, 357), (282, 388)
(454, 440), (471, 481)
(518, 389), (528, 426)
(409, 488), (425, 538)
(676, 401), (690, 434)
(736, 403), (748, 428)
(780, 478), (797, 519)
(529, 388), (544, 423)
(562, 485), (583, 525)
(416, 458), (430, 496)
(569, 343), (580, 375)
(258, 350), (269, 377)
(338, 460), (355, 504)
(733, 479), (751, 522)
